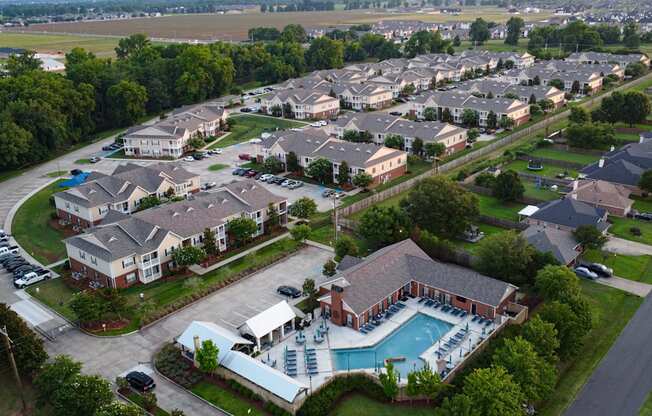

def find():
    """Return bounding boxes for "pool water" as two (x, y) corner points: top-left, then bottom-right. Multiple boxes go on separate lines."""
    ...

(331, 313), (452, 378)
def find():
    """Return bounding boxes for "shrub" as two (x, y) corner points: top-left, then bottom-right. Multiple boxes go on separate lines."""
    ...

(297, 374), (387, 416)
(141, 392), (157, 411)
(474, 172), (496, 188)
(630, 227), (642, 236)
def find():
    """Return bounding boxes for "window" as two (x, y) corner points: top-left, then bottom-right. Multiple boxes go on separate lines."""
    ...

(79, 251), (86, 260)
(91, 256), (97, 265)
(456, 296), (467, 303)
(126, 272), (137, 283)
(122, 257), (135, 268)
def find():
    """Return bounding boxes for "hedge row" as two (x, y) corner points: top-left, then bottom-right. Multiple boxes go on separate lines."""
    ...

(297, 374), (387, 416)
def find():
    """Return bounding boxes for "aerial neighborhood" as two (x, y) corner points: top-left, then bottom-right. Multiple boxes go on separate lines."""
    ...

(3, 8), (652, 416)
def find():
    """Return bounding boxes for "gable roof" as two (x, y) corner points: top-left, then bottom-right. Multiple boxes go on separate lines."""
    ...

(177, 320), (252, 362)
(568, 179), (633, 210)
(239, 301), (296, 339)
(529, 198), (609, 231)
(522, 226), (580, 265)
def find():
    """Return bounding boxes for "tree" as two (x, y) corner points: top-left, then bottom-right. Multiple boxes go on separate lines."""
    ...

(290, 224), (311, 242)
(461, 109), (479, 127)
(115, 33), (151, 59)
(444, 367), (525, 416)
(565, 123), (615, 149)
(306, 37), (344, 70)
(569, 106), (590, 124)
(414, 364), (443, 404)
(623, 22), (641, 49)
(406, 371), (420, 404)
(0, 303), (48, 377)
(400, 176), (479, 239)
(263, 156), (283, 174)
(505, 17), (524, 46)
(106, 80), (148, 127)
(573, 225), (608, 249)
(280, 24), (307, 43)
(352, 171), (373, 190)
(335, 235), (358, 260)
(286, 151), (299, 172)
(403, 30), (451, 58)
(51, 374), (113, 416)
(486, 111), (498, 129)
(639, 170), (652, 194)
(302, 278), (318, 310)
(5, 50), (42, 77)
(453, 35), (461, 47)
(626, 62), (647, 78)
(34, 355), (82, 406)
(470, 18), (490, 45)
(548, 79), (564, 90)
(379, 362), (399, 401)
(384, 134), (404, 150)
(539, 301), (587, 360)
(187, 136), (205, 150)
(141, 392), (158, 412)
(196, 339), (219, 374)
(138, 195), (161, 211)
(69, 291), (104, 324)
(203, 228), (217, 256)
(476, 231), (535, 285)
(529, 104), (542, 117)
(441, 108), (453, 123)
(424, 142), (446, 159)
(305, 158), (333, 184)
(499, 116), (515, 130)
(227, 217), (258, 247)
(323, 259), (337, 276)
(337, 161), (350, 184)
(538, 99), (554, 113)
(521, 315), (560, 362)
(622, 91), (651, 127)
(358, 206), (411, 249)
(423, 107), (437, 121)
(96, 402), (144, 416)
(172, 246), (206, 269)
(492, 170), (524, 202)
(492, 337), (557, 403)
(289, 197), (317, 219)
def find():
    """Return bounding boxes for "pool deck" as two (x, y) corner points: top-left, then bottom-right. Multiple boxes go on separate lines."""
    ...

(257, 297), (502, 391)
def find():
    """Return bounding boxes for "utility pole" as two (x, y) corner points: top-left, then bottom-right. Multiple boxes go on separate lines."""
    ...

(332, 194), (338, 242)
(1, 326), (26, 412)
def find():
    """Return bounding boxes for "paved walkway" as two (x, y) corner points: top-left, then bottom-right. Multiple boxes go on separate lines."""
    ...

(604, 237), (652, 256)
(565, 293), (652, 416)
(596, 276), (652, 297)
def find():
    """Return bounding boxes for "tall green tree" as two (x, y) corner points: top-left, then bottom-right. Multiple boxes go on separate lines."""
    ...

(106, 80), (148, 127)
(337, 161), (350, 184)
(306, 37), (344, 70)
(569, 106), (590, 124)
(521, 315), (560, 362)
(196, 339), (219, 373)
(639, 170), (652, 194)
(476, 231), (535, 285)
(384, 134), (404, 150)
(51, 374), (113, 416)
(492, 170), (525, 202)
(171, 246), (206, 269)
(539, 301), (587, 360)
(535, 265), (582, 302)
(505, 17), (524, 46)
(203, 228), (218, 256)
(305, 158), (333, 184)
(470, 18), (491, 45)
(286, 151), (299, 172)
(288, 197), (317, 219)
(358, 206), (411, 249)
(227, 217), (258, 247)
(379, 362), (399, 401)
(34, 355), (82, 406)
(5, 50), (42, 77)
(573, 225), (608, 249)
(0, 303), (47, 377)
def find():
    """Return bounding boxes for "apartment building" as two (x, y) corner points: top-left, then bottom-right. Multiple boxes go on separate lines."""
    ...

(54, 163), (200, 228)
(565, 52), (650, 69)
(64, 180), (287, 288)
(259, 128), (407, 187)
(330, 83), (394, 111)
(260, 88), (340, 120)
(123, 103), (227, 158)
(329, 112), (468, 154)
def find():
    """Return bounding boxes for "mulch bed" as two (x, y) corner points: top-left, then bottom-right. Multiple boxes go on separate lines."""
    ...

(82, 318), (130, 332)
(48, 219), (79, 238)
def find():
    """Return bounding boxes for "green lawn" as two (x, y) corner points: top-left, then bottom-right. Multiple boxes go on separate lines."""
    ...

(456, 39), (527, 53)
(528, 148), (600, 165)
(522, 181), (561, 202)
(475, 193), (525, 221)
(45, 171), (68, 178)
(12, 179), (68, 264)
(581, 249), (652, 284)
(0, 31), (121, 56)
(503, 159), (578, 179)
(331, 393), (437, 416)
(452, 222), (507, 254)
(633, 196), (652, 213)
(74, 158), (92, 164)
(640, 390), (652, 416)
(191, 381), (265, 416)
(208, 163), (229, 171)
(26, 278), (79, 321)
(538, 281), (642, 416)
(208, 115), (305, 149)
(609, 217), (652, 246)
(615, 132), (641, 143)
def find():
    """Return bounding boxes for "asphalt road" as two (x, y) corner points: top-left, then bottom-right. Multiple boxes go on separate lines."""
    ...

(564, 293), (652, 416)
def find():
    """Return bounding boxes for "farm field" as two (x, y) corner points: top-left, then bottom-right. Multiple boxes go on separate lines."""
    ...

(18, 7), (551, 41)
(0, 31), (121, 56)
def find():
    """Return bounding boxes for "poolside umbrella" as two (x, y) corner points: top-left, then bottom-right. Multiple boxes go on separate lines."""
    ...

(465, 322), (469, 332)
(448, 355), (452, 365)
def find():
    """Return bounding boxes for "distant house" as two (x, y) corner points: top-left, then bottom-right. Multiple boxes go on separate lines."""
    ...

(581, 141), (652, 194)
(567, 179), (634, 217)
(522, 198), (610, 233)
(260, 88), (340, 120)
(318, 239), (518, 329)
(521, 226), (582, 266)
(258, 128), (407, 187)
(565, 52), (650, 69)
(54, 163), (200, 228)
(328, 112), (468, 154)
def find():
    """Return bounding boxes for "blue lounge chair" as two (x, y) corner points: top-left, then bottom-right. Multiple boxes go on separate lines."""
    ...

(425, 299), (434, 307)
(359, 327), (368, 334)
(418, 297), (426, 304)
(484, 320), (492, 327)
(472, 315), (478, 323)
(460, 311), (468, 318)
(397, 302), (406, 308)
(308, 368), (318, 375)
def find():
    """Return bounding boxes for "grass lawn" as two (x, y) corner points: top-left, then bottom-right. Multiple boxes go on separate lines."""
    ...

(191, 381), (265, 416)
(582, 249), (652, 284)
(26, 278), (79, 321)
(208, 115), (305, 149)
(124, 390), (169, 416)
(538, 280), (642, 416)
(0, 31), (121, 56)
(522, 181), (561, 201)
(12, 179), (68, 264)
(615, 132), (641, 143)
(609, 217), (652, 246)
(74, 158), (92, 164)
(475, 193), (525, 222)
(640, 390), (652, 416)
(633, 196), (652, 213)
(208, 163), (229, 171)
(503, 159), (578, 179)
(452, 222), (507, 254)
(45, 171), (68, 178)
(331, 393), (437, 416)
(528, 148), (600, 165)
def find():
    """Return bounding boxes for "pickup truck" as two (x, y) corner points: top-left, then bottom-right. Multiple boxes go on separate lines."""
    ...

(14, 270), (51, 289)
(0, 246), (20, 256)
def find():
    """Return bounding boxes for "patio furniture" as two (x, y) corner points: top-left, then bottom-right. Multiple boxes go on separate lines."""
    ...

(472, 315), (479, 323)
(418, 297), (426, 304)
(359, 327), (368, 334)
(460, 311), (468, 318)
(424, 299), (434, 307)
(396, 302), (406, 308)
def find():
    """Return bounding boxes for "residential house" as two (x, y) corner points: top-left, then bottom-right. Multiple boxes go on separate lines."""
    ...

(64, 180), (287, 288)
(521, 226), (582, 266)
(565, 52), (650, 69)
(54, 163), (200, 228)
(260, 88), (340, 120)
(318, 239), (518, 330)
(503, 84), (566, 108)
(258, 128), (407, 187)
(567, 179), (634, 217)
(330, 83), (393, 111)
(522, 198), (610, 233)
(123, 103), (227, 158)
(329, 112), (468, 154)
(581, 141), (652, 194)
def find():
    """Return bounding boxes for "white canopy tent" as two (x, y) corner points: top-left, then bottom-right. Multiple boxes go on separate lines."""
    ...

(518, 205), (540, 220)
(238, 300), (297, 350)
(177, 321), (252, 362)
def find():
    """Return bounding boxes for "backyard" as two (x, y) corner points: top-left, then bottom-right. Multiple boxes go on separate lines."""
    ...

(609, 217), (652, 246)
(502, 159), (578, 179)
(475, 193), (525, 222)
(581, 249), (652, 284)
(452, 222), (508, 254)
(208, 115), (305, 149)
(528, 147), (600, 166)
(522, 181), (561, 202)
(12, 179), (68, 265)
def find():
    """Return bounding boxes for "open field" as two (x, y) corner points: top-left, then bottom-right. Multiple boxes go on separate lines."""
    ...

(17, 8), (551, 41)
(0, 31), (121, 56)
(210, 115), (305, 149)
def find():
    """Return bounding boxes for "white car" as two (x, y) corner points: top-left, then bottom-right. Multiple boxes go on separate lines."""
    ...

(310, 122), (321, 127)
(259, 174), (273, 182)
(249, 138), (263, 144)
(209, 149), (223, 155)
(319, 120), (328, 126)
(183, 156), (195, 162)
(14, 270), (51, 289)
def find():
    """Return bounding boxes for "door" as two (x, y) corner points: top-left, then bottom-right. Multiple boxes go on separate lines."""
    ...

(471, 304), (477, 315)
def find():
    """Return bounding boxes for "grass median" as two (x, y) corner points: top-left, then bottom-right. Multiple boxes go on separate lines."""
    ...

(209, 115), (305, 149)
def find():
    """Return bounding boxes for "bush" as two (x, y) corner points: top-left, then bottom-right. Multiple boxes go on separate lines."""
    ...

(474, 172), (496, 188)
(630, 227), (642, 236)
(297, 374), (387, 416)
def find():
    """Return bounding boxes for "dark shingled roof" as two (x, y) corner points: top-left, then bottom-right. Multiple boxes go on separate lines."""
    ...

(333, 239), (517, 314)
(530, 198), (609, 231)
(522, 226), (581, 265)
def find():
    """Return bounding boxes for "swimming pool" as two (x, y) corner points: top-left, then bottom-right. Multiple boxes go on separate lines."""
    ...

(331, 313), (452, 378)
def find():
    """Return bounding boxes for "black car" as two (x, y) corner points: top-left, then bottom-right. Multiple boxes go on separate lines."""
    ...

(635, 212), (652, 221)
(6, 262), (29, 272)
(586, 263), (613, 278)
(240, 107), (252, 112)
(389, 111), (402, 116)
(13, 265), (38, 277)
(277, 285), (302, 298)
(125, 371), (156, 392)
(70, 169), (83, 176)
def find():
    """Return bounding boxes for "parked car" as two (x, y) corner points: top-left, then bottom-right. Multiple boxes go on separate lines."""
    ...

(272, 176), (286, 184)
(89, 156), (100, 163)
(322, 189), (335, 198)
(14, 270), (50, 289)
(288, 181), (303, 189)
(277, 285), (302, 298)
(281, 180), (292, 187)
(102, 145), (113, 151)
(244, 170), (258, 178)
(192, 153), (204, 161)
(240, 107), (252, 113)
(231, 168), (245, 176)
(238, 154), (251, 161)
(635, 212), (652, 221)
(125, 371), (156, 392)
(389, 111), (402, 116)
(7, 261), (30, 273)
(201, 182), (217, 191)
(208, 149), (223, 155)
(259, 174), (273, 182)
(586, 263), (613, 278)
(574, 266), (599, 280)
(249, 138), (262, 144)
(183, 156), (195, 162)
(70, 169), (83, 176)
(254, 172), (264, 180)
(0, 246), (20, 256)
(12, 265), (39, 278)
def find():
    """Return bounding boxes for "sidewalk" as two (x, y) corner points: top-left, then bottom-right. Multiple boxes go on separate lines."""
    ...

(596, 276), (652, 297)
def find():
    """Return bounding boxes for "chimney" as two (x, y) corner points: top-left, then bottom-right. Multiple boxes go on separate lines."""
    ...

(330, 284), (345, 326)
(193, 335), (201, 367)
(598, 158), (605, 168)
